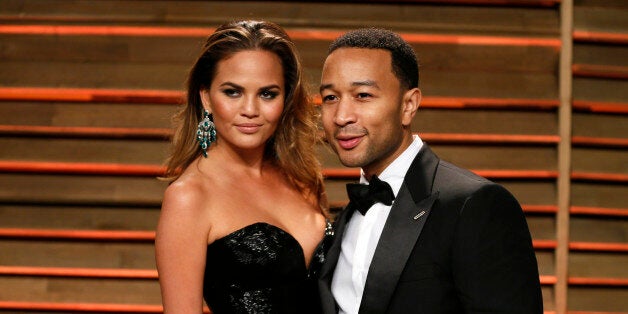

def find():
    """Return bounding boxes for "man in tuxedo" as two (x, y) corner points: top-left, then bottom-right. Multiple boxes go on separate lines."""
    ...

(317, 28), (543, 314)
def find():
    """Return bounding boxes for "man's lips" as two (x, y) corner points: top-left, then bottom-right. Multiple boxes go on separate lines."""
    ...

(235, 123), (262, 134)
(336, 135), (363, 150)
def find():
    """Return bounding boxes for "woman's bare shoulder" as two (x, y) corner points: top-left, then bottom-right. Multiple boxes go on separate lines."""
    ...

(158, 168), (216, 237)
(163, 173), (206, 209)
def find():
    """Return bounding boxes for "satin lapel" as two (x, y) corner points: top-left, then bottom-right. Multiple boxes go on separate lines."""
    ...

(358, 187), (438, 314)
(358, 145), (441, 314)
(318, 206), (354, 314)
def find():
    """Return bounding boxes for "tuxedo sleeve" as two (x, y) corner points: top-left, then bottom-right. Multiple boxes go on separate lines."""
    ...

(451, 183), (543, 313)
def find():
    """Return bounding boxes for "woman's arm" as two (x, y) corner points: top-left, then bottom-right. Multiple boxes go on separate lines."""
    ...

(155, 181), (210, 314)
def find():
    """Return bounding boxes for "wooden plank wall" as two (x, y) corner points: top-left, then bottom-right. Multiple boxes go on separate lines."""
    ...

(0, 0), (625, 313)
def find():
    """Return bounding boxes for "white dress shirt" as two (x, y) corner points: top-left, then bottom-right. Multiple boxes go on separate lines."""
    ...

(332, 135), (423, 314)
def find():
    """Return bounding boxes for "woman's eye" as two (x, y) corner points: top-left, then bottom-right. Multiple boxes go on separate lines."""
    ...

(260, 90), (279, 100)
(223, 89), (241, 97)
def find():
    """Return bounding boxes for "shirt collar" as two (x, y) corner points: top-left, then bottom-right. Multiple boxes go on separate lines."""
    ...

(360, 134), (423, 197)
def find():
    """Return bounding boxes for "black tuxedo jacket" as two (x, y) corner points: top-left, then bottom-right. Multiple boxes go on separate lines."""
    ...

(318, 145), (543, 314)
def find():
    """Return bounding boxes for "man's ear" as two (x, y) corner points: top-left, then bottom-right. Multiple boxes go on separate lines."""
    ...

(199, 90), (212, 113)
(401, 87), (421, 126)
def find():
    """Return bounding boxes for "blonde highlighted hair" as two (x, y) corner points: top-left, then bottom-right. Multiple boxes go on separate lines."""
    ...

(163, 20), (326, 209)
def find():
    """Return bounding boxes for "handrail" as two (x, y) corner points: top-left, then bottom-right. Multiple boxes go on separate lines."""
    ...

(0, 161), (165, 176)
(0, 24), (561, 47)
(0, 301), (166, 313)
(523, 205), (558, 214)
(573, 30), (628, 45)
(568, 277), (628, 287)
(8, 229), (612, 251)
(323, 168), (559, 180)
(0, 228), (155, 241)
(18, 268), (628, 289)
(0, 125), (171, 139)
(570, 206), (628, 217)
(0, 125), (562, 145)
(0, 87), (182, 104)
(2, 161), (624, 183)
(571, 136), (628, 148)
(4, 302), (623, 314)
(571, 172), (628, 183)
(0, 266), (157, 279)
(0, 163), (562, 180)
(251, 0), (562, 7)
(419, 133), (560, 145)
(569, 242), (628, 253)
(330, 204), (628, 218)
(572, 100), (628, 114)
(572, 64), (628, 80)
(0, 87), (563, 111)
(315, 95), (560, 110)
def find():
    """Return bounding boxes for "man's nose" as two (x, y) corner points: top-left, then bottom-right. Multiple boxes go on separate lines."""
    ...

(333, 98), (356, 126)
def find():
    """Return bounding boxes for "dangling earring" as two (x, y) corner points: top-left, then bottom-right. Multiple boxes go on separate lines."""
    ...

(196, 109), (216, 158)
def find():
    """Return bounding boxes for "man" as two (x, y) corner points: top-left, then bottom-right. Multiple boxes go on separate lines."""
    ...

(317, 28), (543, 314)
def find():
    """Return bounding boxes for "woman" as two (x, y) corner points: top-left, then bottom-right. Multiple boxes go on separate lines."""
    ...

(155, 20), (330, 313)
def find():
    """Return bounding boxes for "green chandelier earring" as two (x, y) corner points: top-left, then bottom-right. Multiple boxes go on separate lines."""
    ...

(196, 109), (217, 158)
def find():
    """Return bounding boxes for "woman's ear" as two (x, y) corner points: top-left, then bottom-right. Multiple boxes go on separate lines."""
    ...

(199, 90), (212, 113)
(401, 87), (421, 126)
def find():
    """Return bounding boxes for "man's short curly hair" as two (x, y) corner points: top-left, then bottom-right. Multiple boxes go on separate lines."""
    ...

(328, 28), (419, 90)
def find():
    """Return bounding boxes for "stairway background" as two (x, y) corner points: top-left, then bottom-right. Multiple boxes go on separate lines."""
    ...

(0, 0), (626, 313)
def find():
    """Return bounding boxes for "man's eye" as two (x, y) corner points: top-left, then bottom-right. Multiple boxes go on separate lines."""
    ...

(260, 90), (279, 99)
(356, 93), (371, 99)
(322, 95), (337, 103)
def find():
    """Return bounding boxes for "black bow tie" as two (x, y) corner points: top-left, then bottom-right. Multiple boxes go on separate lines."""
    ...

(346, 175), (395, 215)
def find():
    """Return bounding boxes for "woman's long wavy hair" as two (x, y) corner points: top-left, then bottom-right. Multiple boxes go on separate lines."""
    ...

(163, 20), (326, 210)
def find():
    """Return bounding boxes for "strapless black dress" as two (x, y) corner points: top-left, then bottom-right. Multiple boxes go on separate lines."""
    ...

(203, 222), (333, 314)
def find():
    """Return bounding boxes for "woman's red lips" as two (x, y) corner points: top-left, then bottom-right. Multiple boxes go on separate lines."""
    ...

(235, 123), (262, 134)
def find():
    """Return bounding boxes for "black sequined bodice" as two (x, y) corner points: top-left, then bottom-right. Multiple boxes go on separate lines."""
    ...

(203, 222), (332, 314)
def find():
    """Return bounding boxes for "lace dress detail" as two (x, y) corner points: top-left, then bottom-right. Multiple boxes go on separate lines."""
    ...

(203, 221), (333, 314)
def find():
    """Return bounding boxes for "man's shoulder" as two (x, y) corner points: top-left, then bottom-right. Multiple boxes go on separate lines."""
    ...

(430, 159), (500, 196)
(437, 160), (490, 183)
(403, 146), (498, 198)
(421, 159), (520, 214)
